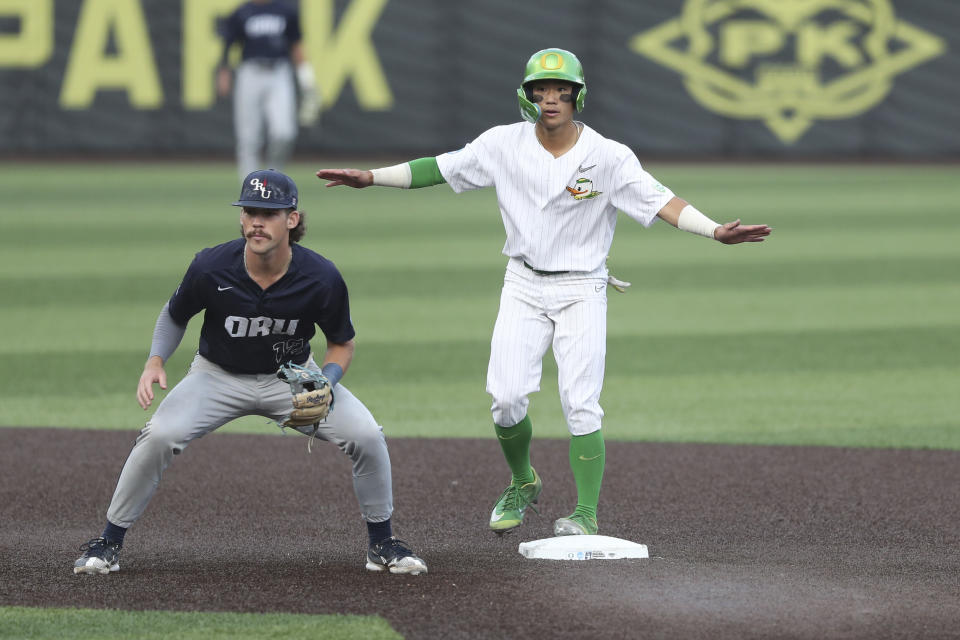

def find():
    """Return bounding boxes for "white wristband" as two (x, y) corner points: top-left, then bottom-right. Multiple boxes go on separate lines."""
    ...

(677, 204), (720, 239)
(370, 163), (412, 189)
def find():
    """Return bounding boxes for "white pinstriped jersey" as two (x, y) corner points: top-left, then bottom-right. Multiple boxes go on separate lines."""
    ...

(436, 121), (676, 272)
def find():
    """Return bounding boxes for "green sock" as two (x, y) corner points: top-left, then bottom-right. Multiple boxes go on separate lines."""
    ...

(569, 430), (605, 520)
(494, 416), (534, 485)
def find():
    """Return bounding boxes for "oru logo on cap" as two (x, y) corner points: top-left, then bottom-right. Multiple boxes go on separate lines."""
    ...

(250, 178), (272, 199)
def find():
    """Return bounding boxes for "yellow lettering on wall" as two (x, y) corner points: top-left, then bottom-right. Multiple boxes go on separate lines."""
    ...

(302, 0), (393, 110)
(720, 21), (783, 68)
(182, 0), (244, 109)
(630, 0), (947, 144)
(60, 0), (163, 109)
(798, 22), (863, 69)
(0, 0), (53, 67)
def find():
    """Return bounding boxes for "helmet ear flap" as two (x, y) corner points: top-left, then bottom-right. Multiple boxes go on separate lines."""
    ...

(517, 87), (542, 123)
(575, 85), (587, 112)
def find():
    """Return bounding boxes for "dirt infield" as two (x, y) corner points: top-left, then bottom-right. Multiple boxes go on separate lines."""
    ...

(1, 428), (957, 639)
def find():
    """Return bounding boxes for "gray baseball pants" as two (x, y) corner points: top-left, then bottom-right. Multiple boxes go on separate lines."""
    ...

(234, 59), (297, 180)
(106, 354), (393, 528)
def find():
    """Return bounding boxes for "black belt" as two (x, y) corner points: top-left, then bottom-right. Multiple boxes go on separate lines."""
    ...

(523, 261), (570, 276)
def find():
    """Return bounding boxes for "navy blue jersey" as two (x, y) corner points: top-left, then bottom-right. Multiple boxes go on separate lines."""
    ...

(168, 239), (354, 374)
(221, 1), (301, 63)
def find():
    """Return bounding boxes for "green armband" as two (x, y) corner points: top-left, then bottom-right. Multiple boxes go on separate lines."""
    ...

(409, 157), (446, 189)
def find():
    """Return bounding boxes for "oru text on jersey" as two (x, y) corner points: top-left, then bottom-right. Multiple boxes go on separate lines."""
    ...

(167, 238), (354, 374)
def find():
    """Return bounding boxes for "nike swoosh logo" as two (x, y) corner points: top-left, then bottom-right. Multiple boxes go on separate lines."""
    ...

(490, 511), (506, 521)
(497, 432), (521, 440)
(218, 286), (233, 291)
(578, 454), (602, 461)
(578, 164), (596, 173)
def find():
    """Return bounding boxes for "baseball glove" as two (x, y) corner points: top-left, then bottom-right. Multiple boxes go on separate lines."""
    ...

(296, 62), (321, 127)
(277, 362), (333, 427)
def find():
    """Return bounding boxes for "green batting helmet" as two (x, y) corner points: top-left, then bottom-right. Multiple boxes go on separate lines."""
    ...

(517, 48), (587, 123)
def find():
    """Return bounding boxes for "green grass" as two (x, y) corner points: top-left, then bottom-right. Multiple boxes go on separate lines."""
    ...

(0, 606), (401, 639)
(3, 161), (959, 448)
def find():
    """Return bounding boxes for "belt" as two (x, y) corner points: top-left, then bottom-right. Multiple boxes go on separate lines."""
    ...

(245, 58), (286, 68)
(522, 261), (570, 276)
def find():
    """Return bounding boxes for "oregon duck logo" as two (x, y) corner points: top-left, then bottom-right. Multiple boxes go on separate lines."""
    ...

(566, 177), (602, 200)
(630, 0), (946, 143)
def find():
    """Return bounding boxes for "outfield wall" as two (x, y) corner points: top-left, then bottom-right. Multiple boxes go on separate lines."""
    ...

(2, 0), (957, 157)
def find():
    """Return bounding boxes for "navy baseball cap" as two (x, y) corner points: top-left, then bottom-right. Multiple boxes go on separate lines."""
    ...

(232, 169), (299, 209)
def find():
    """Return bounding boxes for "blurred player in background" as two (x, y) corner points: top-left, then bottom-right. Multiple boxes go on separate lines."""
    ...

(315, 48), (771, 539)
(217, 0), (321, 181)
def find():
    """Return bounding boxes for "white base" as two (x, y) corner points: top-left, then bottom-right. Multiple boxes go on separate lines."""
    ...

(518, 535), (649, 560)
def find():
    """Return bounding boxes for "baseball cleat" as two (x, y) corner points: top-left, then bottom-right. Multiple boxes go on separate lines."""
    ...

(366, 537), (428, 575)
(553, 513), (599, 536)
(73, 537), (122, 575)
(489, 467), (542, 535)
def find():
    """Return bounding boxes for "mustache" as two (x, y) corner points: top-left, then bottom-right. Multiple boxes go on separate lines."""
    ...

(245, 230), (271, 239)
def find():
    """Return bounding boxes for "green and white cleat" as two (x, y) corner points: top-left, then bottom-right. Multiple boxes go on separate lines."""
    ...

(489, 468), (542, 535)
(553, 513), (598, 536)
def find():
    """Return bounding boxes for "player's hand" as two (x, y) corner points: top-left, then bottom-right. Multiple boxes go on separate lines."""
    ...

(316, 169), (373, 189)
(216, 67), (232, 97)
(137, 356), (167, 410)
(714, 219), (772, 244)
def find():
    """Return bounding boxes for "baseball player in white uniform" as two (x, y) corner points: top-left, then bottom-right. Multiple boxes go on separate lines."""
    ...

(315, 48), (771, 538)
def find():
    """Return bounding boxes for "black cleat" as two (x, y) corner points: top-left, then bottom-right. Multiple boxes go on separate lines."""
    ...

(73, 537), (122, 575)
(365, 536), (428, 575)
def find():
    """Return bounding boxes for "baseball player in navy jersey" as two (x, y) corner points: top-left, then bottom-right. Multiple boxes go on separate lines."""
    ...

(217, 0), (320, 180)
(316, 48), (771, 538)
(73, 169), (427, 576)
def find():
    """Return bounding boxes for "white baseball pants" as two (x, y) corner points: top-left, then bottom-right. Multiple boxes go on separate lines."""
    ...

(107, 354), (393, 528)
(486, 258), (608, 435)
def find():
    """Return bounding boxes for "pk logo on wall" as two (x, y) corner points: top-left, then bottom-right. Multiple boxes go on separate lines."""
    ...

(630, 0), (946, 143)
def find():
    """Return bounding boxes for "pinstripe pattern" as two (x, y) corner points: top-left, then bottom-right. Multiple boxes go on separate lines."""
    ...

(486, 259), (608, 435)
(439, 120), (674, 435)
(437, 121), (675, 272)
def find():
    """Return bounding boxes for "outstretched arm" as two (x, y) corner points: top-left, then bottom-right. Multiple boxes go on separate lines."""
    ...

(657, 196), (771, 244)
(316, 168), (373, 188)
(317, 157), (446, 190)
